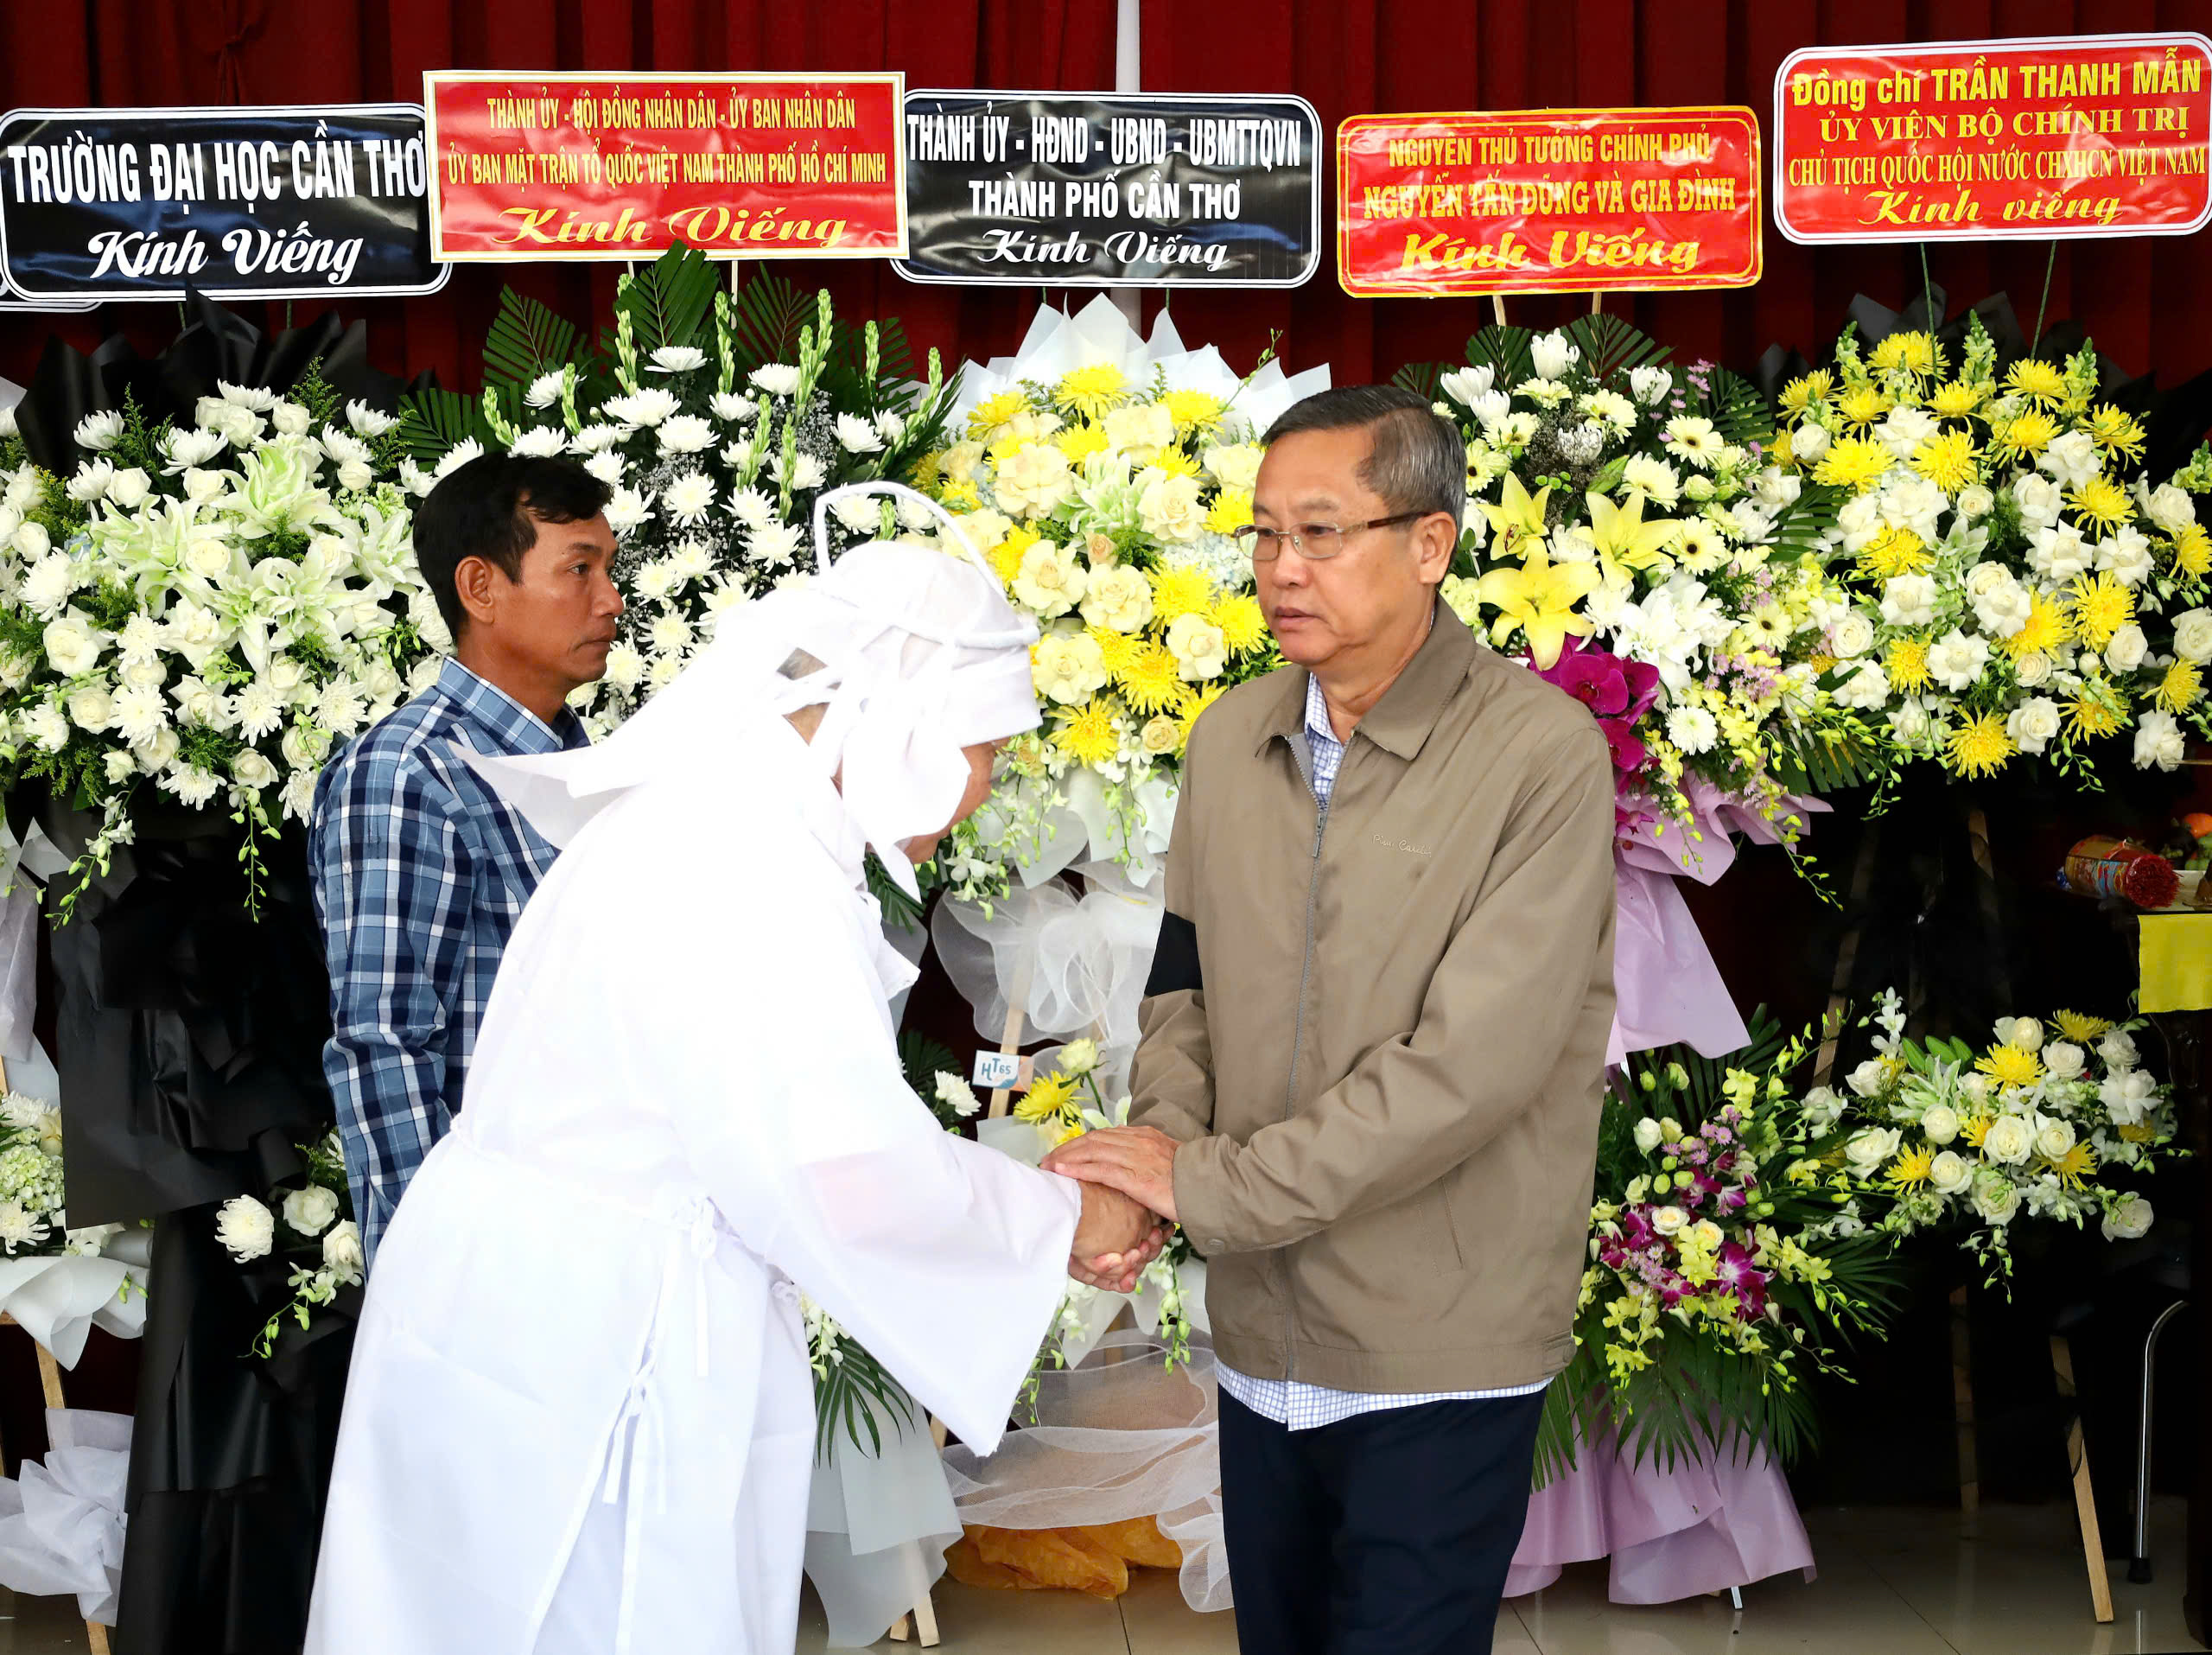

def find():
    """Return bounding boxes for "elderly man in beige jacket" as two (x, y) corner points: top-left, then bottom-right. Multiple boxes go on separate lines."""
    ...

(1046, 385), (1617, 1654)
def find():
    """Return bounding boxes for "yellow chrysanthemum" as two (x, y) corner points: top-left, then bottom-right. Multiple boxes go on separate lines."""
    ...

(1116, 644), (1191, 715)
(1052, 699), (1122, 767)
(1805, 650), (1839, 674)
(1179, 682), (1226, 742)
(909, 450), (944, 492)
(1887, 1144), (1936, 1190)
(1910, 429), (1980, 494)
(1859, 525), (1933, 579)
(2005, 359), (2069, 404)
(937, 478), (982, 511)
(1053, 364), (1128, 421)
(2157, 658), (2204, 713)
(1886, 635), (1934, 692)
(2087, 404), (2146, 459)
(1929, 379), (1985, 418)
(1056, 422), (1110, 463)
(1204, 488), (1255, 538)
(1947, 711), (2016, 778)
(2119, 1121), (2158, 1144)
(966, 390), (1030, 437)
(987, 433), (1035, 468)
(1778, 371), (1834, 416)
(1977, 1044), (2044, 1089)
(1993, 409), (2060, 459)
(1870, 332), (1938, 376)
(2068, 677), (2127, 740)
(1836, 385), (1893, 430)
(1087, 623), (1142, 677)
(1960, 1114), (1995, 1149)
(1149, 449), (1203, 482)
(1999, 593), (2073, 660)
(2171, 523), (2212, 578)
(2053, 1010), (2113, 1042)
(1770, 429), (1796, 468)
(2046, 1142), (2099, 1187)
(1213, 593), (1270, 654)
(1161, 389), (1226, 432)
(2067, 571), (2134, 650)
(2068, 474), (2134, 534)
(1813, 435), (1893, 492)
(1013, 1069), (1079, 1123)
(990, 523), (1043, 586)
(1148, 563), (1216, 626)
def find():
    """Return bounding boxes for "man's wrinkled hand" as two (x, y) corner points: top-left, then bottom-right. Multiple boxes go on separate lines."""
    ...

(1046, 1124), (1181, 1224)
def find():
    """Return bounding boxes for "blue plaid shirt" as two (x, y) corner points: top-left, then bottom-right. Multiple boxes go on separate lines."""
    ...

(1212, 670), (1546, 1432)
(309, 659), (588, 1264)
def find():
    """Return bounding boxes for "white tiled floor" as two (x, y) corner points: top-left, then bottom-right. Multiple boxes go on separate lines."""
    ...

(2, 1498), (2196, 1652)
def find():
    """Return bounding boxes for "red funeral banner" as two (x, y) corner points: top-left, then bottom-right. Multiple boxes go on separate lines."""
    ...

(424, 72), (906, 262)
(1774, 34), (2212, 245)
(1336, 107), (1761, 298)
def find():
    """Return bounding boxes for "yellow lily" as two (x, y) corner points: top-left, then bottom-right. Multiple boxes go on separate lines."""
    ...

(1475, 544), (1600, 668)
(1584, 489), (1676, 589)
(1480, 473), (1553, 554)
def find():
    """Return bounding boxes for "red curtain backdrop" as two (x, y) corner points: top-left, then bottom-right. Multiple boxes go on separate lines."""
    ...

(3, 1), (2212, 391)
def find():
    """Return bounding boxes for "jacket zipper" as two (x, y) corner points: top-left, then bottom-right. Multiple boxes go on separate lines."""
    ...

(1277, 789), (1329, 1383)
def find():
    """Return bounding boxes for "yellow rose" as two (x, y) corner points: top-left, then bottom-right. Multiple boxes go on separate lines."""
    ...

(1033, 633), (1109, 706)
(1165, 613), (1229, 681)
(1139, 473), (1207, 543)
(1079, 563), (1154, 633)
(1012, 541), (1087, 618)
(1140, 716), (1181, 754)
(995, 443), (1076, 517)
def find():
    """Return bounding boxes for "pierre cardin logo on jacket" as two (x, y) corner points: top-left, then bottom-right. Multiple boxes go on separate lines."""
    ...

(1372, 831), (1433, 856)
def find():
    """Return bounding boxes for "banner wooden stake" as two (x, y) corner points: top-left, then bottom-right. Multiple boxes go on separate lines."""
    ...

(1491, 295), (1508, 327)
(1590, 292), (1603, 315)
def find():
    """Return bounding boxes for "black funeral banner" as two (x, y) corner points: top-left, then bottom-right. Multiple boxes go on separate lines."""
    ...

(896, 91), (1321, 288)
(0, 104), (448, 303)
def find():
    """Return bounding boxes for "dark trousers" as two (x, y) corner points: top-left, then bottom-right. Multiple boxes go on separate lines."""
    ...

(1218, 1386), (1547, 1654)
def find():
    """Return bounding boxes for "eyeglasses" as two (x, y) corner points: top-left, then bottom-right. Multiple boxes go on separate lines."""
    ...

(1230, 512), (1430, 562)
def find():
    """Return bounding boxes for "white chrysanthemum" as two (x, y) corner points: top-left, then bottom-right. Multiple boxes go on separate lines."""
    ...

(932, 1073), (982, 1118)
(281, 770), (319, 822)
(835, 413), (884, 455)
(21, 555), (76, 616)
(749, 364), (801, 398)
(709, 391), (759, 424)
(0, 1202), (48, 1253)
(747, 521), (805, 568)
(506, 426), (569, 459)
(433, 438), (484, 479)
(231, 679), (283, 740)
(582, 450), (626, 488)
(830, 493), (888, 537)
(73, 410), (124, 450)
(767, 452), (827, 492)
(607, 387), (679, 427)
(67, 458), (115, 503)
(603, 486), (653, 536)
(727, 488), (776, 532)
(218, 380), (277, 411)
(214, 1195), (276, 1260)
(649, 613), (693, 656)
(161, 426), (229, 473)
(571, 423), (625, 454)
(346, 399), (398, 437)
(670, 540), (714, 583)
(523, 370), (567, 409)
(649, 346), (708, 374)
(632, 560), (678, 603)
(662, 471), (717, 525)
(875, 411), (906, 445)
(111, 684), (170, 746)
(1665, 704), (1719, 753)
(602, 644), (645, 692)
(656, 415), (715, 456)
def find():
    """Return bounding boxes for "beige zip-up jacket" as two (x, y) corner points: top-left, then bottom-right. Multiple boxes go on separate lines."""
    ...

(1131, 614), (1617, 1393)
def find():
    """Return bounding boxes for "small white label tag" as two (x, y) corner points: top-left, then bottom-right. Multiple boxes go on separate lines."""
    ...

(972, 1051), (1023, 1091)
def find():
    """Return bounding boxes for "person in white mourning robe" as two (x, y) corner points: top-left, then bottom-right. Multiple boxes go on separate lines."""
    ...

(304, 513), (1163, 1655)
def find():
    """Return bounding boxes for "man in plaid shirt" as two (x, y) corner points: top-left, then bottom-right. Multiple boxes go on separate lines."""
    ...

(310, 455), (621, 1264)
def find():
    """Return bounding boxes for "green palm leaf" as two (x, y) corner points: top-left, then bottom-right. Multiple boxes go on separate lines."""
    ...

(603, 243), (719, 360)
(1562, 312), (1673, 387)
(394, 385), (496, 463)
(483, 287), (583, 393)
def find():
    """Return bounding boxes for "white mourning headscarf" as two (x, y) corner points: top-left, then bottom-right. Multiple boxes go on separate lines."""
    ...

(461, 482), (1041, 896)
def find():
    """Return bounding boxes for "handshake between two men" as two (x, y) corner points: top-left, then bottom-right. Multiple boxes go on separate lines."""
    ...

(1049, 1123), (1184, 1293)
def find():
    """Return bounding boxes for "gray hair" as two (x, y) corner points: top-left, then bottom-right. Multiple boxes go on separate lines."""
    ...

(1262, 385), (1463, 526)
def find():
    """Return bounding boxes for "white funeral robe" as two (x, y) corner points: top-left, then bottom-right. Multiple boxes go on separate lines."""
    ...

(303, 714), (1082, 1655)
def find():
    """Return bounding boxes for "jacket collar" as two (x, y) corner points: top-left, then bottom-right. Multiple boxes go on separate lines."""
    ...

(1257, 602), (1473, 761)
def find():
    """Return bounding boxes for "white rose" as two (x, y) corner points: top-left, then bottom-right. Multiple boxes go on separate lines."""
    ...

(1837, 661), (1891, 710)
(232, 749), (279, 790)
(1011, 542), (1087, 618)
(2014, 652), (2052, 688)
(1204, 442), (1264, 495)
(2099, 527), (2156, 589)
(1956, 484), (1994, 519)
(2044, 1041), (2086, 1081)
(135, 727), (180, 770)
(1079, 563), (1154, 633)
(1831, 611), (1876, 659)
(183, 468), (228, 504)
(2104, 624), (2149, 673)
(1791, 422), (1831, 462)
(1972, 1176), (2022, 1226)
(105, 467), (152, 510)
(1165, 613), (1229, 681)
(66, 684), (115, 731)
(1921, 1104), (1961, 1145)
(2144, 483), (2196, 535)
(214, 1195), (276, 1261)
(2006, 697), (2062, 754)
(41, 616), (102, 677)
(2171, 608), (2212, 664)
(1138, 474), (1206, 543)
(1846, 1057), (1891, 1098)
(322, 1219), (365, 1283)
(13, 519), (49, 562)
(1845, 1126), (1902, 1174)
(2012, 473), (2064, 530)
(2101, 1193), (2154, 1242)
(1103, 402), (1175, 456)
(1929, 1150), (1974, 1195)
(994, 442), (1075, 518)
(283, 1184), (340, 1237)
(2100, 1029), (2140, 1070)
(1980, 1115), (2036, 1165)
(1995, 1015), (2044, 1053)
(1633, 1117), (1664, 1154)
(1880, 574), (1936, 628)
(1927, 628), (1990, 693)
(270, 400), (312, 436)
(2099, 1067), (2158, 1126)
(1031, 633), (1109, 706)
(1529, 333), (1580, 379)
(2134, 710), (2187, 772)
(2031, 1114), (2076, 1162)
(1649, 1205), (1688, 1236)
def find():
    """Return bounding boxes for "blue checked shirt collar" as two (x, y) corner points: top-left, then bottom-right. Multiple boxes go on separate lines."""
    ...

(435, 657), (589, 757)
